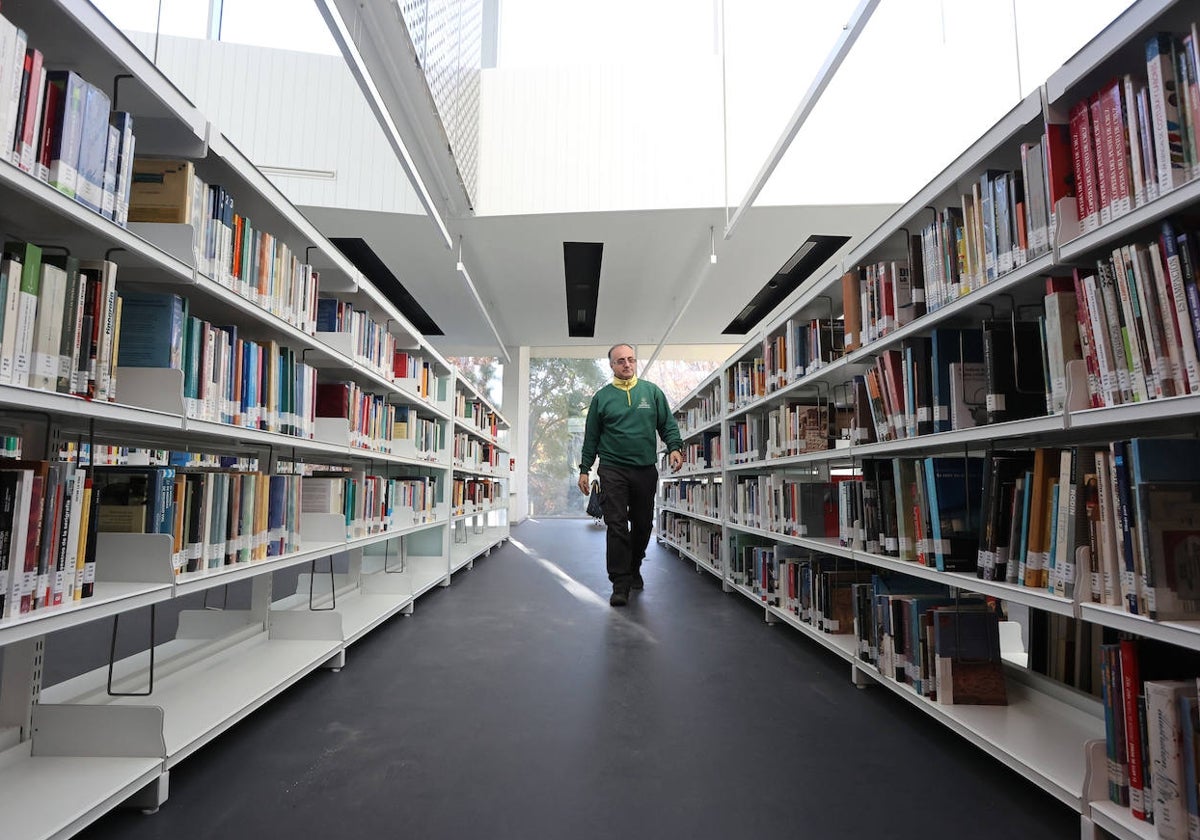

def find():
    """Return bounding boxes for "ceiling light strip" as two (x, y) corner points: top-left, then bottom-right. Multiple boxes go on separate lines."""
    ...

(723, 0), (880, 242)
(315, 0), (454, 250)
(642, 254), (716, 380)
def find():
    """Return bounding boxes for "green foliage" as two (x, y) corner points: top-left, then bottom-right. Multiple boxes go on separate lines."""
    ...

(527, 356), (608, 516)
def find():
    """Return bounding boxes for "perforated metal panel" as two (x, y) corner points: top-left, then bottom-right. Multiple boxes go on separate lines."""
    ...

(397, 0), (481, 205)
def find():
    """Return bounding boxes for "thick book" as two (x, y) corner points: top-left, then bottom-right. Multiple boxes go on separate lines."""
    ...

(1128, 437), (1200, 620)
(930, 327), (983, 433)
(1146, 679), (1197, 839)
(116, 291), (187, 369)
(924, 456), (985, 573)
(981, 318), (1046, 425)
(128, 159), (196, 224)
(933, 608), (1007, 705)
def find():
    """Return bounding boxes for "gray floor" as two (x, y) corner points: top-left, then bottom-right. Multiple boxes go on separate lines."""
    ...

(75, 518), (1079, 839)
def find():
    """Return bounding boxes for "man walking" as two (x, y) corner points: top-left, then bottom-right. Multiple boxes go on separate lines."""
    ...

(577, 344), (683, 606)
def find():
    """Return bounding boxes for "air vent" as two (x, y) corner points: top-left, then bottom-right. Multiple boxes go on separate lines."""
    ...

(723, 235), (850, 335)
(330, 237), (443, 336)
(564, 242), (603, 338)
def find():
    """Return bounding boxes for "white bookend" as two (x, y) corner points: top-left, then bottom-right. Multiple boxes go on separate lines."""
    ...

(300, 512), (346, 544)
(93, 533), (176, 583)
(114, 366), (185, 415)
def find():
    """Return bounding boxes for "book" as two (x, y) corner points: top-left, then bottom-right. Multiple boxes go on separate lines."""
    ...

(1147, 679), (1198, 838)
(44, 70), (85, 199)
(981, 318), (1047, 425)
(3, 240), (42, 388)
(116, 291), (187, 369)
(128, 159), (197, 224)
(1128, 437), (1200, 620)
(933, 608), (1007, 705)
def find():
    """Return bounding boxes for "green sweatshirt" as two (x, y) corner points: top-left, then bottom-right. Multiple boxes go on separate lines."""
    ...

(578, 378), (683, 472)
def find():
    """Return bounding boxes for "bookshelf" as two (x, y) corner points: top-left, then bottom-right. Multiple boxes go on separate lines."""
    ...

(0, 2), (496, 838)
(449, 372), (510, 574)
(658, 0), (1200, 835)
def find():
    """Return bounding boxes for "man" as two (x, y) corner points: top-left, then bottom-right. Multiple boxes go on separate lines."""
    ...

(577, 344), (683, 607)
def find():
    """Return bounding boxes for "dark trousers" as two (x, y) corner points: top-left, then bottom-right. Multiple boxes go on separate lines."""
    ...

(597, 464), (658, 591)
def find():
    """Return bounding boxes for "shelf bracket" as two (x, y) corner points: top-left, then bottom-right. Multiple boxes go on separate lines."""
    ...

(308, 554), (337, 611)
(107, 604), (157, 697)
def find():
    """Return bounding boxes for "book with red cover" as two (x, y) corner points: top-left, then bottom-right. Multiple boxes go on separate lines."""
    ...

(315, 382), (350, 418)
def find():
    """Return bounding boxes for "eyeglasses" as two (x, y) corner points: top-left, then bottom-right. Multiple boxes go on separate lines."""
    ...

(612, 357), (636, 365)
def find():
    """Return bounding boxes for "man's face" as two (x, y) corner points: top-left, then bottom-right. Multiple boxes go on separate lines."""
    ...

(609, 346), (636, 380)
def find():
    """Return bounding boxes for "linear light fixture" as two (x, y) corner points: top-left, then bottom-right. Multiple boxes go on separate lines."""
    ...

(710, 226), (717, 264)
(456, 236), (465, 272)
(258, 165), (337, 180)
(722, 234), (849, 334)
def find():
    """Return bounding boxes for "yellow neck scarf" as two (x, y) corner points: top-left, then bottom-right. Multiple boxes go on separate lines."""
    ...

(612, 375), (638, 405)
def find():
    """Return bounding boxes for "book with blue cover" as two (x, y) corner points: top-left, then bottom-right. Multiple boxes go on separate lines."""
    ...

(924, 456), (986, 572)
(117, 291), (187, 369)
(930, 328), (983, 433)
(74, 81), (110, 213)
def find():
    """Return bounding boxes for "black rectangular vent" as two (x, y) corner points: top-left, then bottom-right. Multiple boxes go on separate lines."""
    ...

(564, 241), (603, 338)
(331, 237), (443, 336)
(723, 234), (850, 335)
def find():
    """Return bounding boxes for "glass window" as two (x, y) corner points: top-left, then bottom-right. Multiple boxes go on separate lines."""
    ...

(528, 356), (608, 517)
(218, 0), (339, 54)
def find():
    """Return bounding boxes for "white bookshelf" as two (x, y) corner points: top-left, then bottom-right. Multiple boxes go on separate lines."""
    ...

(656, 2), (1200, 834)
(0, 1), (490, 836)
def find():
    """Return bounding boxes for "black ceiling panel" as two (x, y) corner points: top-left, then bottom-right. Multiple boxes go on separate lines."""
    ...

(331, 237), (444, 336)
(564, 241), (603, 338)
(723, 234), (850, 335)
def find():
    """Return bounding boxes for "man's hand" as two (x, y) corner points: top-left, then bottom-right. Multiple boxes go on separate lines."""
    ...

(578, 474), (591, 496)
(668, 450), (683, 473)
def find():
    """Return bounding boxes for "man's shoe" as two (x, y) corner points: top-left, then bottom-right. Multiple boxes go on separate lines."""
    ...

(610, 589), (629, 607)
(630, 574), (644, 591)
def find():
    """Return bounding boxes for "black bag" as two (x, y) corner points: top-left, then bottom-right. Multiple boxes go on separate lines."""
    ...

(586, 479), (605, 519)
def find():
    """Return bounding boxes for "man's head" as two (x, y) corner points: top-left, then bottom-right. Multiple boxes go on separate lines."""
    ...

(608, 344), (637, 380)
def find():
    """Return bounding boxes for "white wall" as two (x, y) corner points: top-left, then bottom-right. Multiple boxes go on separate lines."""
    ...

(126, 32), (425, 215)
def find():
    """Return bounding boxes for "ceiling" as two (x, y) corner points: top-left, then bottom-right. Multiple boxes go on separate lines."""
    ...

(301, 203), (897, 357)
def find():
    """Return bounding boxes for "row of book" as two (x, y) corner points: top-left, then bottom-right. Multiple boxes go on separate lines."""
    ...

(674, 380), (721, 437)
(837, 438), (1199, 619)
(454, 393), (501, 437)
(393, 351), (440, 400)
(315, 297), (397, 381)
(94, 466), (303, 574)
(728, 472), (838, 540)
(128, 159), (320, 336)
(315, 380), (402, 454)
(118, 291), (319, 438)
(1097, 637), (1200, 836)
(1070, 222), (1200, 409)
(453, 434), (503, 471)
(394, 406), (445, 460)
(659, 511), (721, 568)
(0, 16), (137, 225)
(0, 460), (97, 617)
(677, 430), (722, 472)
(300, 471), (438, 536)
(660, 479), (720, 520)
(729, 318), (843, 408)
(1068, 29), (1200, 235)
(451, 477), (503, 512)
(729, 536), (1008, 705)
(0, 247), (121, 400)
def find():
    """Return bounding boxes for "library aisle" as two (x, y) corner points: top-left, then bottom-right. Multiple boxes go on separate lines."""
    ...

(76, 520), (1077, 840)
